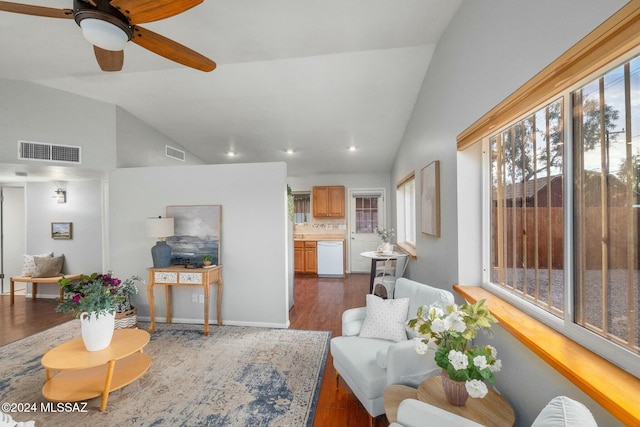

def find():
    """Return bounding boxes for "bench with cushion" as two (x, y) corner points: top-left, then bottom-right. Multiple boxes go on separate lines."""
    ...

(10, 274), (82, 305)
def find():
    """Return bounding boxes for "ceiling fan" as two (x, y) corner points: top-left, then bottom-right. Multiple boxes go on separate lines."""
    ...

(0, 0), (216, 72)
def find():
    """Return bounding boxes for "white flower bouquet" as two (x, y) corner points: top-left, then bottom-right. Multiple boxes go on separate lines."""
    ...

(408, 299), (502, 398)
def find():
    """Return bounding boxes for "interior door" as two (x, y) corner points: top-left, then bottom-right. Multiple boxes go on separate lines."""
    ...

(349, 190), (385, 273)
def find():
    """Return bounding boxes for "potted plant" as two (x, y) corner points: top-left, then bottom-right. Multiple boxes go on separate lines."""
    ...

(376, 228), (395, 254)
(407, 299), (502, 405)
(57, 272), (140, 351)
(201, 255), (213, 266)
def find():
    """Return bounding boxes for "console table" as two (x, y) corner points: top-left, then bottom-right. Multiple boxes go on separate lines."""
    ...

(41, 328), (150, 411)
(384, 375), (515, 426)
(147, 265), (223, 336)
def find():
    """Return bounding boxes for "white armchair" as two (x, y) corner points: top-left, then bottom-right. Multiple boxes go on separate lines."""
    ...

(330, 278), (454, 425)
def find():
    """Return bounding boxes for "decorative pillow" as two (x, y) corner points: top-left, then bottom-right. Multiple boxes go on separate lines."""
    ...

(32, 255), (65, 278)
(531, 396), (597, 427)
(21, 252), (53, 276)
(359, 294), (410, 342)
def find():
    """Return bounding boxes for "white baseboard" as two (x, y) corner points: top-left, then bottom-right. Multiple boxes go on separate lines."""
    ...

(136, 316), (288, 329)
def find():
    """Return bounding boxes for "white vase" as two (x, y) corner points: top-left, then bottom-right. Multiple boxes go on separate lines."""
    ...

(379, 242), (394, 255)
(80, 311), (115, 351)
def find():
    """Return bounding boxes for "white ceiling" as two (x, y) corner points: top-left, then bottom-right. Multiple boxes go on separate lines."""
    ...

(0, 0), (461, 181)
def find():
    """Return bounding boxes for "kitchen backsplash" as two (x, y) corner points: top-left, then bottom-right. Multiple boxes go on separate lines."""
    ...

(294, 221), (347, 236)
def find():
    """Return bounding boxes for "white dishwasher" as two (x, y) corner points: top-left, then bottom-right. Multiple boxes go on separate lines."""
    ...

(317, 240), (344, 277)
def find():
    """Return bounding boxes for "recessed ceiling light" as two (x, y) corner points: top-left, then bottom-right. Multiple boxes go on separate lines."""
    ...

(286, 149), (294, 155)
(227, 151), (236, 157)
(348, 146), (357, 152)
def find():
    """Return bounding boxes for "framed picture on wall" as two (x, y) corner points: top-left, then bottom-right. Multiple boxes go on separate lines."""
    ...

(166, 205), (222, 266)
(51, 222), (72, 240)
(421, 161), (441, 237)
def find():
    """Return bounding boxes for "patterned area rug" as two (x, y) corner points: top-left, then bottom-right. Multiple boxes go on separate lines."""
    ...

(0, 321), (330, 426)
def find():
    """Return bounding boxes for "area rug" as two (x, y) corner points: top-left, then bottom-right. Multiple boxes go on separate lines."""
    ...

(0, 321), (330, 427)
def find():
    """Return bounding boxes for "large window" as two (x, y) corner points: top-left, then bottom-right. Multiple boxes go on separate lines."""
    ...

(489, 55), (640, 365)
(396, 174), (416, 248)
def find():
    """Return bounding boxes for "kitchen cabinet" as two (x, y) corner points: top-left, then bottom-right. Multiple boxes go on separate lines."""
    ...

(312, 186), (345, 218)
(294, 241), (317, 274)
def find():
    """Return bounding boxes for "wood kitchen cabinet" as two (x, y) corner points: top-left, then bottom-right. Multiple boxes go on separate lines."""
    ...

(312, 186), (345, 218)
(294, 241), (317, 274)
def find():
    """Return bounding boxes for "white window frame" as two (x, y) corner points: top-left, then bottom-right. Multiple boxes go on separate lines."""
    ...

(396, 174), (416, 250)
(481, 50), (640, 377)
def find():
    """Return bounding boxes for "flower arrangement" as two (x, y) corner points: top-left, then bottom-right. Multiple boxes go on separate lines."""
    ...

(56, 272), (140, 318)
(407, 299), (501, 398)
(376, 228), (395, 243)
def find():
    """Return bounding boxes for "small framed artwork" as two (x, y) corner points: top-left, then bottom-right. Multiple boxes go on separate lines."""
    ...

(421, 160), (441, 237)
(51, 222), (73, 240)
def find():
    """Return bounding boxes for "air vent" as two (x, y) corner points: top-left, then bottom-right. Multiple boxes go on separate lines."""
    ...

(165, 145), (185, 162)
(18, 141), (81, 164)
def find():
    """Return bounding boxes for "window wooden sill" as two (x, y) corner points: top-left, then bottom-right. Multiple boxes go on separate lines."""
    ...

(453, 284), (640, 426)
(396, 242), (416, 259)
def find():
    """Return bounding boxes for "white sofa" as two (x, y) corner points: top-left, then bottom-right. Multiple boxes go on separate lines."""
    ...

(330, 278), (454, 423)
(389, 396), (598, 427)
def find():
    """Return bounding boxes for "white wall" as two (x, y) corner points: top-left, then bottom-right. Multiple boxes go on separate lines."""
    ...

(392, 1), (626, 426)
(25, 181), (104, 296)
(109, 162), (290, 328)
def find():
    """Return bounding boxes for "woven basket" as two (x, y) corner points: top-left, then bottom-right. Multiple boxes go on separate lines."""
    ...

(114, 307), (138, 329)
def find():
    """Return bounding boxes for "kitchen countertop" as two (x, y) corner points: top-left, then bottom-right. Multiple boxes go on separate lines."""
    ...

(294, 234), (346, 241)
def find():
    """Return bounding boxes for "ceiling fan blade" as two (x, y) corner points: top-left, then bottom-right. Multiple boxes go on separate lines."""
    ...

(131, 26), (216, 72)
(110, 0), (202, 24)
(0, 1), (72, 19)
(93, 46), (124, 72)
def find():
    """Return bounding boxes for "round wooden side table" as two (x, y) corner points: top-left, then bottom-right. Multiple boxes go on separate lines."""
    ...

(417, 376), (515, 426)
(384, 376), (515, 427)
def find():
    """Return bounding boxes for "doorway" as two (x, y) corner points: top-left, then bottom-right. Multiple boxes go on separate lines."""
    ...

(0, 186), (25, 294)
(348, 189), (385, 273)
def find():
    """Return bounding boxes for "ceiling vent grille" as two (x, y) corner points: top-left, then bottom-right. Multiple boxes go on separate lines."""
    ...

(18, 141), (81, 164)
(165, 145), (185, 162)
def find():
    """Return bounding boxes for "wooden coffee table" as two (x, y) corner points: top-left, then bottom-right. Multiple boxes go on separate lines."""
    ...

(41, 328), (151, 411)
(384, 375), (515, 427)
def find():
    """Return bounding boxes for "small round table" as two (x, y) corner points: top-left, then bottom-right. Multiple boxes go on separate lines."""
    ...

(41, 329), (151, 411)
(384, 376), (515, 427)
(359, 251), (403, 293)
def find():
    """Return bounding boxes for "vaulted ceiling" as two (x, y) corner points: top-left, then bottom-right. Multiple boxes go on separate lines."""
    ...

(0, 0), (461, 181)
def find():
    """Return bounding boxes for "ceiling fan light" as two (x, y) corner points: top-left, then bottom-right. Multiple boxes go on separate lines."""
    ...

(80, 18), (128, 51)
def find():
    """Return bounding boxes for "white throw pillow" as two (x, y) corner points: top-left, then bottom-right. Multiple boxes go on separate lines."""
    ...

(359, 294), (410, 342)
(531, 396), (597, 427)
(20, 252), (53, 276)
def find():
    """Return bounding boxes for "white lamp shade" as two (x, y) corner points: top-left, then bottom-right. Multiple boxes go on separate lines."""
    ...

(80, 18), (128, 51)
(146, 217), (174, 239)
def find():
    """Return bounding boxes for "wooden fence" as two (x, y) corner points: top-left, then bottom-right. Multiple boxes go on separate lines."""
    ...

(492, 207), (639, 270)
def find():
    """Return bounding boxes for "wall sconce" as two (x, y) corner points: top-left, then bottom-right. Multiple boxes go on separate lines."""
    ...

(53, 188), (67, 203)
(145, 216), (174, 268)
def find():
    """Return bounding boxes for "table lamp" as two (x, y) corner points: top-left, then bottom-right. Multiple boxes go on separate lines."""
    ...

(146, 217), (174, 268)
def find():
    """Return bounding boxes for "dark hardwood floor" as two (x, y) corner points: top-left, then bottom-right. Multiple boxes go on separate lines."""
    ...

(1, 273), (387, 427)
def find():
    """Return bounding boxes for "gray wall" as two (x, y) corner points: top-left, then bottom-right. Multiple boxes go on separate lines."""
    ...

(392, 1), (626, 426)
(116, 107), (206, 167)
(109, 162), (290, 328)
(24, 180), (104, 297)
(0, 79), (116, 169)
